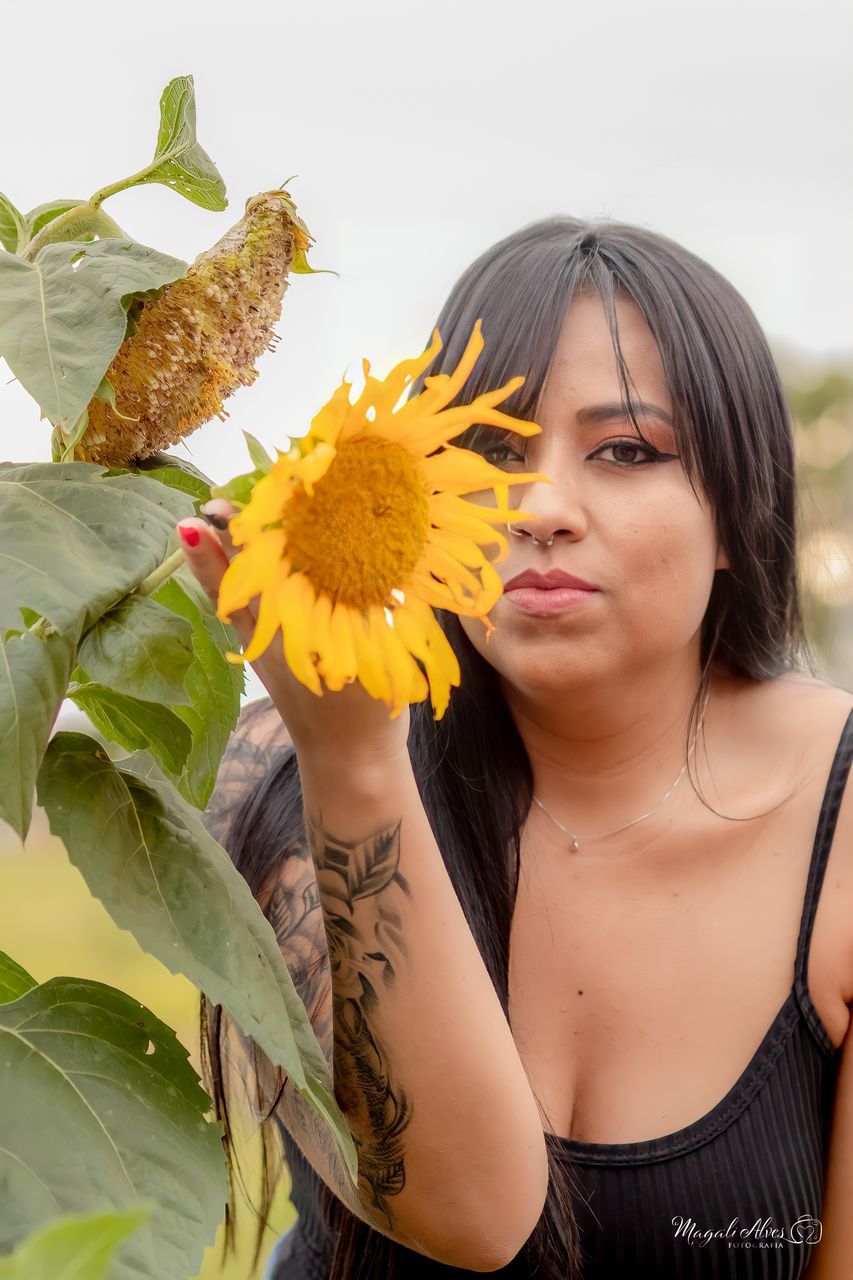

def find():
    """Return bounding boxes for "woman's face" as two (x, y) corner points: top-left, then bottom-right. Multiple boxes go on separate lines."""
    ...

(457, 290), (730, 698)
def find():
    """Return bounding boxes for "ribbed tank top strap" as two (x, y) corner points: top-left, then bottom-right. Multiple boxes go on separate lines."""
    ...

(793, 706), (853, 1046)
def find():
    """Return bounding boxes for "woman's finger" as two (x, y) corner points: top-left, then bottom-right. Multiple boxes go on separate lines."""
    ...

(198, 498), (240, 559)
(176, 517), (257, 644)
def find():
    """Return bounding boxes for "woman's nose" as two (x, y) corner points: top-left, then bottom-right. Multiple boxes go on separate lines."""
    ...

(506, 466), (588, 541)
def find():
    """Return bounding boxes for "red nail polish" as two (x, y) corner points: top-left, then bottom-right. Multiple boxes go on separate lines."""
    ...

(178, 524), (200, 548)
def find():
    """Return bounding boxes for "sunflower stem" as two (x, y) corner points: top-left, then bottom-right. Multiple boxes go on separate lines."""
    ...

(136, 548), (187, 597)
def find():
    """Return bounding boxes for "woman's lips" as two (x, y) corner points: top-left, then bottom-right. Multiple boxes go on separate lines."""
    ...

(503, 585), (599, 616)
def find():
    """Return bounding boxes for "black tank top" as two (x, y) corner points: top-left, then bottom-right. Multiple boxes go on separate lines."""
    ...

(267, 707), (853, 1280)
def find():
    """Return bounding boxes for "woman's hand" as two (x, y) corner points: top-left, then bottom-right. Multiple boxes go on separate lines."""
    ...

(175, 499), (411, 765)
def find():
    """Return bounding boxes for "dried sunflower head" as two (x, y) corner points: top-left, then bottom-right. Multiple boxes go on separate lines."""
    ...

(77, 189), (311, 465)
(215, 318), (553, 721)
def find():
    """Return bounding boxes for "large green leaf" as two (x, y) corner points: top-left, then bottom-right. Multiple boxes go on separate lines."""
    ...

(0, 462), (194, 645)
(0, 963), (226, 1279)
(0, 238), (187, 431)
(24, 198), (88, 243)
(150, 573), (243, 808)
(66, 683), (193, 776)
(0, 627), (75, 838)
(132, 452), (213, 502)
(0, 952), (37, 1004)
(76, 594), (195, 706)
(36, 733), (359, 1186)
(138, 75), (227, 212)
(0, 192), (26, 253)
(0, 1206), (152, 1280)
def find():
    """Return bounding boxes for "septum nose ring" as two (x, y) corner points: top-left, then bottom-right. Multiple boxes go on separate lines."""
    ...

(506, 523), (555, 548)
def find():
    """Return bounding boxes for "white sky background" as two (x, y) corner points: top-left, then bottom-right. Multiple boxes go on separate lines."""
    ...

(2, 0), (851, 709)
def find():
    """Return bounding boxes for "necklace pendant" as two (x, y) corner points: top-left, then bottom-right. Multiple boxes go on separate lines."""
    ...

(570, 837), (580, 852)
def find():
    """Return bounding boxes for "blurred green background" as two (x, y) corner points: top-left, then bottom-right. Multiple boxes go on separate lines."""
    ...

(1, 350), (851, 1278)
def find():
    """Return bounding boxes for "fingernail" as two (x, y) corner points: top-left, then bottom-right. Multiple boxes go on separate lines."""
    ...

(177, 524), (201, 548)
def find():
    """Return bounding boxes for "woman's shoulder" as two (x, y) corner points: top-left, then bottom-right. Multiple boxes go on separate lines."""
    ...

(711, 665), (853, 818)
(722, 666), (853, 738)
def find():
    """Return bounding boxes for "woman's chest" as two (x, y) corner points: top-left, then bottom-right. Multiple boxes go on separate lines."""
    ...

(506, 767), (851, 1146)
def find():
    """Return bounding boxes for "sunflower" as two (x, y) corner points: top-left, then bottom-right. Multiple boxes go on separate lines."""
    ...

(76, 189), (312, 466)
(215, 319), (552, 720)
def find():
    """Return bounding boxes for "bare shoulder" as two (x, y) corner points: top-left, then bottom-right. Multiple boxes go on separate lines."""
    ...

(743, 670), (853, 1002)
(722, 667), (853, 752)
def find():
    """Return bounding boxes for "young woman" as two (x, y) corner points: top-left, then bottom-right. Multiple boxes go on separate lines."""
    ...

(177, 217), (853, 1280)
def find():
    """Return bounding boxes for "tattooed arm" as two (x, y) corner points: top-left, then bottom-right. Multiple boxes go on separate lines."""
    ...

(203, 699), (486, 1264)
(207, 699), (548, 1271)
(288, 737), (550, 1273)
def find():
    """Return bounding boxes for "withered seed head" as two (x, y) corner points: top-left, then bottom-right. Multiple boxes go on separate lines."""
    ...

(77, 190), (312, 466)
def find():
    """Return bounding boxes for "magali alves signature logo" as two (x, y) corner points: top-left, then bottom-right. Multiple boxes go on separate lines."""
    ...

(671, 1214), (822, 1248)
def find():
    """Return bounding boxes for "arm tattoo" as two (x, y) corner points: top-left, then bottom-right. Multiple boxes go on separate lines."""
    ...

(201, 699), (284, 848)
(205, 702), (417, 1232)
(299, 804), (416, 1231)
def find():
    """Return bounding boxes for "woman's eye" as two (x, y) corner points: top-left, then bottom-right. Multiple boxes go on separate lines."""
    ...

(594, 439), (661, 467)
(482, 443), (524, 466)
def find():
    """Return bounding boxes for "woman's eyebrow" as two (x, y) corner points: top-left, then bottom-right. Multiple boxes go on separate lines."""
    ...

(575, 401), (674, 427)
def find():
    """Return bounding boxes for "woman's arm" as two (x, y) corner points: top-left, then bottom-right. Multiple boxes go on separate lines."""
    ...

(800, 1003), (853, 1278)
(205, 699), (549, 1272)
(284, 734), (548, 1271)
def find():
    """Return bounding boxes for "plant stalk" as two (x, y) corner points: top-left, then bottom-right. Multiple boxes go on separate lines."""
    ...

(136, 548), (187, 597)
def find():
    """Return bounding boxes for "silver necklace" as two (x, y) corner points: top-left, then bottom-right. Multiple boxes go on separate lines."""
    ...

(506, 521), (711, 851)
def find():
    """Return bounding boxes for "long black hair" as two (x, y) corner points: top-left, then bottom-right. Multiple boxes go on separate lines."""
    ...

(200, 215), (818, 1278)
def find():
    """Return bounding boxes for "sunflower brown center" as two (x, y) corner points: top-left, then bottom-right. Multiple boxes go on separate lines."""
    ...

(283, 436), (431, 607)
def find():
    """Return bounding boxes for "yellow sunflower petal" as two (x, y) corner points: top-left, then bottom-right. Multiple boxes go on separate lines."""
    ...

(390, 595), (461, 720)
(279, 572), (322, 695)
(325, 602), (359, 689)
(422, 446), (553, 497)
(352, 608), (394, 703)
(422, 543), (485, 601)
(427, 527), (491, 571)
(230, 462), (298, 540)
(377, 613), (429, 715)
(216, 529), (287, 618)
(428, 494), (511, 559)
(241, 562), (290, 663)
(387, 378), (540, 456)
(308, 377), (353, 449)
(370, 333), (444, 416)
(398, 319), (485, 420)
(288, 440), (337, 498)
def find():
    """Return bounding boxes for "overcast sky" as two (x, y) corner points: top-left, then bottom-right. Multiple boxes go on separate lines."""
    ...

(2, 0), (851, 469)
(2, 0), (851, 702)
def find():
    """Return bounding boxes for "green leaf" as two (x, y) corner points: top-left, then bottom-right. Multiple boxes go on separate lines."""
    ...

(150, 573), (243, 808)
(132, 452), (213, 502)
(76, 594), (195, 706)
(242, 429), (275, 473)
(0, 628), (76, 839)
(0, 192), (27, 253)
(0, 952), (37, 1004)
(92, 374), (139, 422)
(53, 406), (91, 463)
(0, 1205), (152, 1280)
(0, 238), (187, 431)
(24, 198), (87, 242)
(66, 683), (193, 776)
(36, 733), (359, 1187)
(0, 967), (226, 1278)
(208, 466), (265, 507)
(137, 75), (227, 212)
(0, 462), (194, 647)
